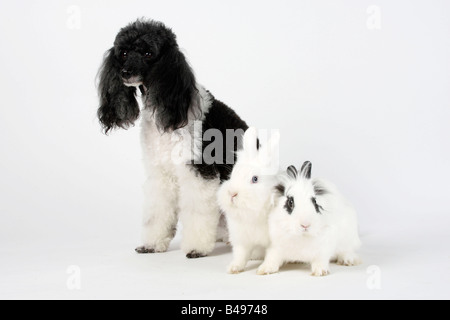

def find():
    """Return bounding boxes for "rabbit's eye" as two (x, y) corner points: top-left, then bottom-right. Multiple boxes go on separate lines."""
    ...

(288, 198), (294, 208)
(285, 196), (295, 214)
(251, 176), (259, 184)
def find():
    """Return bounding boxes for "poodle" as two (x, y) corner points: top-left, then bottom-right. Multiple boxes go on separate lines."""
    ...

(97, 19), (249, 258)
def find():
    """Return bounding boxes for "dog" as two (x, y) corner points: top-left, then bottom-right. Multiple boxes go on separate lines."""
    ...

(97, 19), (249, 258)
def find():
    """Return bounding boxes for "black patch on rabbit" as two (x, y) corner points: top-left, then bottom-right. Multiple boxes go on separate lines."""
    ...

(284, 196), (295, 214)
(274, 184), (286, 197)
(311, 197), (323, 214)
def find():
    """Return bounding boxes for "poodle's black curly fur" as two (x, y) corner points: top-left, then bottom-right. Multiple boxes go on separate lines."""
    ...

(98, 19), (199, 133)
(97, 19), (249, 181)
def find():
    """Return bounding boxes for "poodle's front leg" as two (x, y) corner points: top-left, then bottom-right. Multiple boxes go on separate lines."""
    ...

(177, 167), (220, 258)
(136, 168), (179, 254)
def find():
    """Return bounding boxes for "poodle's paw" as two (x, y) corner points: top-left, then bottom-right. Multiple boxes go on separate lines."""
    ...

(135, 246), (156, 254)
(135, 238), (171, 254)
(186, 250), (207, 259)
(135, 241), (170, 254)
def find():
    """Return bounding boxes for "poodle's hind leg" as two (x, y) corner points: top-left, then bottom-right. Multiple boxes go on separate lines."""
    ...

(216, 213), (229, 243)
(177, 167), (221, 258)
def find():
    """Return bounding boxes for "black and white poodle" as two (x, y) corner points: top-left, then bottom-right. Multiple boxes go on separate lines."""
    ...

(98, 19), (249, 258)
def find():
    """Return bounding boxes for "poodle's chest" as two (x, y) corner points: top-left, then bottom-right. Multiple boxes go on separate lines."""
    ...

(140, 114), (197, 168)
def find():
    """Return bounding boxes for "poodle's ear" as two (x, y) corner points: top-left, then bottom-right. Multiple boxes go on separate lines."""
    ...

(148, 46), (198, 132)
(97, 48), (140, 134)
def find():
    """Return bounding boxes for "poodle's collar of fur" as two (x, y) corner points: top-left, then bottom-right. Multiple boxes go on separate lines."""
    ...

(123, 79), (143, 87)
(122, 79), (147, 95)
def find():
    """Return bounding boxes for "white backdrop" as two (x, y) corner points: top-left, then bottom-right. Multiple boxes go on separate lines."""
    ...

(0, 0), (449, 300)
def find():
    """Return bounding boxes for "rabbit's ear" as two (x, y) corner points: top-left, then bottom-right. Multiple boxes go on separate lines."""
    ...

(258, 130), (280, 165)
(271, 182), (286, 207)
(287, 165), (298, 179)
(300, 161), (312, 180)
(267, 131), (280, 156)
(242, 127), (258, 157)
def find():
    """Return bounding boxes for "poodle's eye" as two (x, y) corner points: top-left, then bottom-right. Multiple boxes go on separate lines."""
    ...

(251, 176), (258, 184)
(121, 51), (128, 60)
(144, 52), (152, 58)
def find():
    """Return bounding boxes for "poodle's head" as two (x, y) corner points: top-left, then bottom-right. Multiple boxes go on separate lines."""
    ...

(112, 20), (177, 87)
(98, 19), (197, 133)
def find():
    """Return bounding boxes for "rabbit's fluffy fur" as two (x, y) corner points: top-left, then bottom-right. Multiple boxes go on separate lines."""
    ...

(257, 162), (362, 276)
(97, 18), (362, 270)
(218, 128), (281, 273)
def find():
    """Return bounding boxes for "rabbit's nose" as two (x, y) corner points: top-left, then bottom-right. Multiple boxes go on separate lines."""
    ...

(301, 224), (310, 231)
(230, 192), (238, 200)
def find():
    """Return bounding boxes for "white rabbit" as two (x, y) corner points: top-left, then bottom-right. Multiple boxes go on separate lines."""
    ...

(257, 161), (362, 276)
(218, 127), (280, 274)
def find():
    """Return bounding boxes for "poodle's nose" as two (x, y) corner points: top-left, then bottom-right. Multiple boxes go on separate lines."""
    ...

(121, 69), (132, 79)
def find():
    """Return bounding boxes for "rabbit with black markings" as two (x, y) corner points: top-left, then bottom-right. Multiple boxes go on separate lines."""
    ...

(218, 127), (280, 274)
(257, 161), (361, 276)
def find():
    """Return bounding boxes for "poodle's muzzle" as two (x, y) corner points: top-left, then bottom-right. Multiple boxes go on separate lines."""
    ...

(122, 73), (143, 87)
(120, 53), (144, 86)
(121, 69), (143, 87)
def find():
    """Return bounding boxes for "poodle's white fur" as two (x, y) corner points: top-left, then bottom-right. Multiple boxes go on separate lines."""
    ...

(138, 85), (222, 255)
